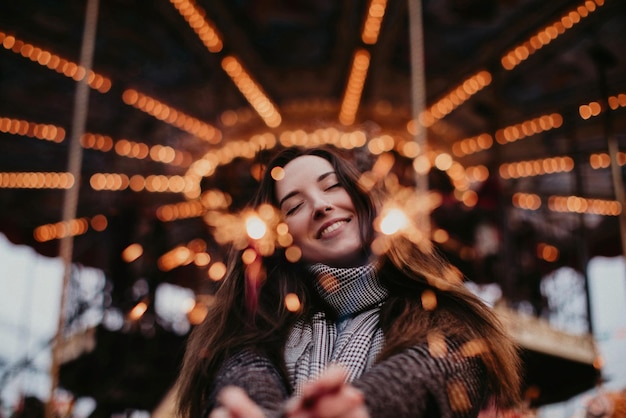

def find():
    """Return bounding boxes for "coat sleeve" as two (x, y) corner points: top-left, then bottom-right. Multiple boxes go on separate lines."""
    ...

(352, 343), (488, 418)
(205, 349), (290, 417)
(206, 343), (488, 418)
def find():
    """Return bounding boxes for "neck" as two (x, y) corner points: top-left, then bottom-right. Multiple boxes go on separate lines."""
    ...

(308, 263), (388, 317)
(317, 249), (375, 269)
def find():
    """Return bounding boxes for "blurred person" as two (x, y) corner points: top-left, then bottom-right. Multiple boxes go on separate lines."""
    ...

(176, 146), (522, 418)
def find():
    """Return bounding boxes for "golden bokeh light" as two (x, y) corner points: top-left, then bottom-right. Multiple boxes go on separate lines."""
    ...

(246, 215), (267, 240)
(427, 331), (447, 357)
(447, 380), (472, 412)
(194, 252), (211, 267)
(90, 215), (108, 231)
(128, 301), (148, 321)
(169, 0), (223, 52)
(285, 246), (302, 263)
(361, 0), (388, 44)
(122, 243), (144, 263)
(537, 243), (559, 262)
(339, 49), (371, 126)
(221, 56), (282, 128)
(187, 301), (209, 325)
(500, 0), (604, 70)
(0, 172), (74, 189)
(270, 166), (285, 181)
(284, 293), (301, 312)
(421, 289), (438, 311)
(0, 115), (66, 143)
(208, 262), (227, 281)
(379, 208), (409, 235)
(242, 248), (258, 265)
(0, 31), (111, 93)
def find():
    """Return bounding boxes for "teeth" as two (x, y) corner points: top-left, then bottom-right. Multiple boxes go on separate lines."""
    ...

(319, 220), (346, 238)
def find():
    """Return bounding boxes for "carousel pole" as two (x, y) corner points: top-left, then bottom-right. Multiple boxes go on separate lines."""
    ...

(407, 0), (430, 233)
(46, 0), (100, 416)
(590, 45), (626, 263)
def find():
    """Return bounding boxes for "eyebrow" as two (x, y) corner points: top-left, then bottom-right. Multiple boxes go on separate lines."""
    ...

(278, 171), (336, 208)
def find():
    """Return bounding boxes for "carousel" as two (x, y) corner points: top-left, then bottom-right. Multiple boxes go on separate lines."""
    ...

(1, 0), (625, 416)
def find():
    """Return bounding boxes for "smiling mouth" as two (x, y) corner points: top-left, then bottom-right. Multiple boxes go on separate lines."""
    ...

(317, 219), (350, 239)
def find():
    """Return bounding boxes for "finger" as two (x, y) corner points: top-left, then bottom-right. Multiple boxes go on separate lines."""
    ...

(284, 409), (313, 418)
(309, 387), (365, 418)
(345, 405), (370, 418)
(300, 365), (348, 401)
(217, 386), (265, 418)
(209, 406), (232, 418)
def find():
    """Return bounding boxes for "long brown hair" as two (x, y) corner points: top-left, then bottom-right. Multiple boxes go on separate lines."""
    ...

(176, 146), (521, 417)
(376, 234), (522, 407)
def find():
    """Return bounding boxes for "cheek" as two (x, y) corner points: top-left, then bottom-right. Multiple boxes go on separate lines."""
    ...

(337, 191), (356, 210)
(286, 216), (308, 242)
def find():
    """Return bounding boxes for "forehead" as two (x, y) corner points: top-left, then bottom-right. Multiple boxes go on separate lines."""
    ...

(275, 155), (334, 196)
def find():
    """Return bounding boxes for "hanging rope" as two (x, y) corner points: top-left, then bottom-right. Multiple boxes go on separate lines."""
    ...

(47, 0), (100, 416)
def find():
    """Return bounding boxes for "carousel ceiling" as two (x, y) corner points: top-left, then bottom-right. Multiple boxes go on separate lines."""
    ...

(0, 0), (623, 411)
(1, 0), (624, 292)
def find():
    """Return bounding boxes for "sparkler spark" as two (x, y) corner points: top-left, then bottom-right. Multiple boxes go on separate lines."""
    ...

(379, 208), (409, 235)
(246, 215), (267, 239)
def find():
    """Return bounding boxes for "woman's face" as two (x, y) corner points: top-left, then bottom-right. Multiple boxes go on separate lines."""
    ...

(274, 155), (365, 267)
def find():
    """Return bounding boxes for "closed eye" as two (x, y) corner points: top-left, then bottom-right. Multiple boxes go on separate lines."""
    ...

(285, 202), (303, 216)
(325, 183), (341, 191)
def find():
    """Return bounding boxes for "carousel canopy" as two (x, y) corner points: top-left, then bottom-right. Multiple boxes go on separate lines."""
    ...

(0, 0), (623, 413)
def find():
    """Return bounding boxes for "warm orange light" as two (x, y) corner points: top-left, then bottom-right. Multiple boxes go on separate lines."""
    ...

(432, 228), (449, 243)
(537, 243), (559, 262)
(156, 200), (204, 221)
(501, 0), (604, 70)
(512, 193), (542, 211)
(33, 217), (94, 242)
(495, 113), (562, 145)
(0, 115), (66, 143)
(285, 246), (302, 263)
(422, 290), (438, 311)
(361, 0), (388, 44)
(122, 89), (221, 143)
(187, 301), (209, 325)
(419, 71), (492, 127)
(548, 195), (621, 216)
(284, 293), (301, 312)
(0, 31), (111, 93)
(169, 0), (223, 52)
(158, 246), (194, 271)
(339, 49), (371, 126)
(499, 156), (574, 179)
(194, 252), (211, 267)
(246, 215), (267, 240)
(242, 248), (258, 265)
(380, 208), (409, 235)
(0, 172), (74, 189)
(208, 262), (227, 281)
(122, 243), (144, 263)
(221, 56), (282, 128)
(271, 166), (285, 181)
(90, 214), (108, 231)
(129, 301), (148, 321)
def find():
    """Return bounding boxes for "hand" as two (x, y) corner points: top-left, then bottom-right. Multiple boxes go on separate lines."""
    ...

(284, 365), (369, 418)
(209, 386), (266, 418)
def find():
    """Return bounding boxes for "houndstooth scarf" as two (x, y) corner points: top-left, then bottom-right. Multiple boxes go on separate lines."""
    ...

(285, 263), (388, 395)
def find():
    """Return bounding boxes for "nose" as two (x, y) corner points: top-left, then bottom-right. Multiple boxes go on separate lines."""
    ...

(313, 200), (333, 220)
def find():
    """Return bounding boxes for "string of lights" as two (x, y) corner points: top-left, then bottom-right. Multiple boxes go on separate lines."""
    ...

(1, 0), (622, 343)
(0, 31), (111, 93)
(500, 0), (606, 71)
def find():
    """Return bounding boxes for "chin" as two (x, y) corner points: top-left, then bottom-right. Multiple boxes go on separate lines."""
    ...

(327, 253), (369, 268)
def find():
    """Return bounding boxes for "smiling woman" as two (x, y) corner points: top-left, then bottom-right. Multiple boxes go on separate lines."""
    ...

(275, 155), (365, 268)
(175, 145), (522, 418)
